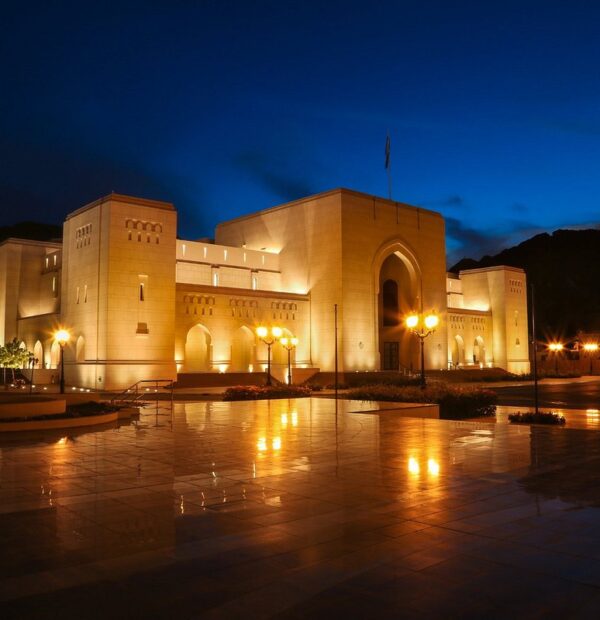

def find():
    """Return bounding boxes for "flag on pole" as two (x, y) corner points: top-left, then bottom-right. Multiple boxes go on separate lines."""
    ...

(385, 134), (391, 169)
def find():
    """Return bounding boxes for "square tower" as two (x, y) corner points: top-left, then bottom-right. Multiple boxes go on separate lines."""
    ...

(61, 194), (177, 389)
(215, 189), (448, 373)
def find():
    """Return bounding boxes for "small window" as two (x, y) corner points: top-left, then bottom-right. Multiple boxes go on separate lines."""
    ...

(45, 257), (49, 269)
(128, 231), (132, 241)
(76, 286), (80, 304)
(181, 244), (186, 256)
(139, 283), (145, 301)
(53, 254), (57, 266)
(136, 322), (149, 334)
(516, 338), (520, 346)
(213, 271), (219, 287)
(252, 274), (258, 290)
(84, 284), (88, 303)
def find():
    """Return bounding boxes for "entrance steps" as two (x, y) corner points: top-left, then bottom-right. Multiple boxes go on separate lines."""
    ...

(307, 370), (418, 387)
(175, 372), (268, 388)
(175, 368), (321, 388)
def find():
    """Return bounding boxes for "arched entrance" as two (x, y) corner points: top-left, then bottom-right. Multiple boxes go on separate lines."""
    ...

(452, 335), (465, 367)
(33, 341), (43, 368)
(377, 252), (417, 371)
(185, 324), (212, 371)
(473, 336), (485, 365)
(231, 326), (254, 372)
(50, 341), (61, 369)
(76, 336), (85, 362)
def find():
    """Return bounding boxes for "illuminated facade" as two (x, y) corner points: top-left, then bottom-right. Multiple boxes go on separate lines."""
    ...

(0, 189), (530, 389)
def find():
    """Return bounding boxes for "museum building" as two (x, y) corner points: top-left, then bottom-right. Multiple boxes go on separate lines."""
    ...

(0, 189), (531, 389)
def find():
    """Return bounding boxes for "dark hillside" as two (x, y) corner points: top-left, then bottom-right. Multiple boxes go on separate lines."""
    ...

(451, 229), (600, 338)
(0, 221), (62, 243)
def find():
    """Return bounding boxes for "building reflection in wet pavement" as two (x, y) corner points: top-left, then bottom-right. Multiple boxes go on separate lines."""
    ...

(1, 398), (600, 618)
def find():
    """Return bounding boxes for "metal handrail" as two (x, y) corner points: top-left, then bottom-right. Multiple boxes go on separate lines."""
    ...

(111, 379), (174, 406)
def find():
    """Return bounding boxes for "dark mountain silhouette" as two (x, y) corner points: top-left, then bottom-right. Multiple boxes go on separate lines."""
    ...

(451, 229), (600, 339)
(0, 221), (62, 243)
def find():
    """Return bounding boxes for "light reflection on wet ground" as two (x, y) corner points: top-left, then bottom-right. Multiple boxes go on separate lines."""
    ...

(1, 398), (600, 617)
(494, 405), (600, 430)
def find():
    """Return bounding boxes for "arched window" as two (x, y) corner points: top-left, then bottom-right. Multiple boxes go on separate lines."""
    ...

(382, 279), (399, 326)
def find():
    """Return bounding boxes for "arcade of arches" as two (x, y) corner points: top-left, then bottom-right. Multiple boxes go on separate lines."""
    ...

(183, 324), (296, 373)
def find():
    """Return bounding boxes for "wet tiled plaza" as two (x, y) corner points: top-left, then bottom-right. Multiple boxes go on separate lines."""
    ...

(2, 398), (600, 618)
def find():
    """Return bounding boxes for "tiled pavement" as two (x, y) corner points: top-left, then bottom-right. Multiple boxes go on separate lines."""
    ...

(2, 399), (600, 618)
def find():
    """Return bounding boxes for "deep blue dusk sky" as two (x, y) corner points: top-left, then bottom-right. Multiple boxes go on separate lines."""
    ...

(2, 1), (600, 263)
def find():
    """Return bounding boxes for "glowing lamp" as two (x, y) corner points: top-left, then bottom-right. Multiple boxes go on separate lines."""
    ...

(256, 326), (268, 339)
(548, 343), (564, 352)
(54, 329), (70, 346)
(280, 337), (289, 347)
(256, 326), (283, 385)
(583, 343), (599, 352)
(425, 314), (439, 330)
(291, 337), (299, 347)
(271, 326), (283, 339)
(406, 314), (419, 329)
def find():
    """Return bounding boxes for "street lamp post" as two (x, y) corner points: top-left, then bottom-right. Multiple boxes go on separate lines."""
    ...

(279, 336), (298, 385)
(405, 312), (439, 389)
(548, 342), (563, 375)
(54, 329), (70, 394)
(28, 354), (38, 395)
(256, 326), (282, 386)
(583, 343), (599, 375)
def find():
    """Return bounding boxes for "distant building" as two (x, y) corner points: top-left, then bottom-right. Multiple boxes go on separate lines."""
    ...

(0, 189), (530, 389)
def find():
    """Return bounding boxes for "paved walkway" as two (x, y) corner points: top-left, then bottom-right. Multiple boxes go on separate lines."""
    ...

(2, 398), (600, 617)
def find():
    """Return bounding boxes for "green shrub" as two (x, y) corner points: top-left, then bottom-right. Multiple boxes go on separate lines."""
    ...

(66, 401), (120, 417)
(508, 411), (566, 425)
(223, 385), (312, 401)
(347, 383), (497, 419)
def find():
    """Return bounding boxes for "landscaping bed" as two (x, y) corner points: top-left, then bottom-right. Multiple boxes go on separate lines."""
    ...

(347, 383), (497, 419)
(223, 385), (312, 401)
(508, 411), (566, 425)
(308, 372), (421, 390)
(0, 402), (138, 431)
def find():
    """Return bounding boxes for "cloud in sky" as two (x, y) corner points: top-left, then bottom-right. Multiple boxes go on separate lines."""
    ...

(419, 194), (467, 210)
(234, 150), (317, 203)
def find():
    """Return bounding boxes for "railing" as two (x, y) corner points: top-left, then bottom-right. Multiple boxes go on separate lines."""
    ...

(111, 379), (174, 407)
(398, 364), (415, 377)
